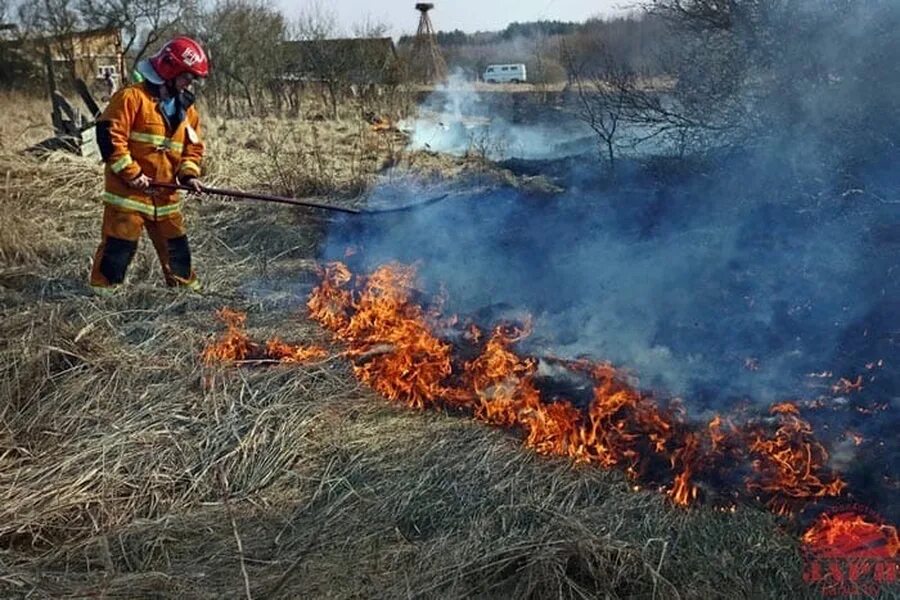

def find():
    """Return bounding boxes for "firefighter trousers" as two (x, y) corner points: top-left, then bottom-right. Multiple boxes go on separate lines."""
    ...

(90, 205), (200, 292)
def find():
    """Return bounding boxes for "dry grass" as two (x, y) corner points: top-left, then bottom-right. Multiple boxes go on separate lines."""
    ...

(0, 92), (832, 599)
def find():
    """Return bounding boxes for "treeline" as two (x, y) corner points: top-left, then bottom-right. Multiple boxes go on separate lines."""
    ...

(399, 20), (582, 47)
(0, 0), (408, 118)
(397, 16), (669, 83)
(1, 0), (669, 109)
(568, 0), (900, 169)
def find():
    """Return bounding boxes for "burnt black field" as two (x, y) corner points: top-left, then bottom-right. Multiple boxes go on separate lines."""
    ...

(322, 0), (900, 527)
(323, 111), (899, 523)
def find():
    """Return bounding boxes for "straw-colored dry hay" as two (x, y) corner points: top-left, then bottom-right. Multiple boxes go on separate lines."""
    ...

(0, 92), (820, 599)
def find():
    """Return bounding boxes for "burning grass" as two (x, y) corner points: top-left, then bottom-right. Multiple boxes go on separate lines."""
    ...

(0, 92), (852, 598)
(206, 261), (849, 517)
(200, 307), (328, 365)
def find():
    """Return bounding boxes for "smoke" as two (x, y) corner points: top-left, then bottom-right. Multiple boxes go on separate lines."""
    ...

(320, 0), (898, 516)
(328, 169), (887, 405)
(400, 70), (595, 160)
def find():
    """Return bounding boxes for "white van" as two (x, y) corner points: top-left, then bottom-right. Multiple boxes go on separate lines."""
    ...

(483, 63), (527, 84)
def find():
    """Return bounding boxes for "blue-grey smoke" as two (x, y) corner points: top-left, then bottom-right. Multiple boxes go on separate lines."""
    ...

(400, 71), (598, 160)
(319, 0), (899, 519)
(328, 166), (892, 406)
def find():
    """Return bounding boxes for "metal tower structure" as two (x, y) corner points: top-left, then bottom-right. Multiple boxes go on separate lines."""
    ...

(410, 3), (447, 84)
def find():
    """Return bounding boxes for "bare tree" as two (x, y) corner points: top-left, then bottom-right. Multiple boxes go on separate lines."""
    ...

(559, 4), (770, 162)
(295, 36), (395, 120)
(527, 32), (566, 97)
(0, 3), (41, 89)
(564, 45), (637, 168)
(290, 2), (346, 118)
(14, 0), (198, 92)
(352, 14), (388, 39)
(639, 1), (831, 154)
(77, 0), (199, 64)
(202, 0), (286, 115)
(17, 0), (82, 89)
(561, 26), (620, 94)
(289, 4), (398, 119)
(17, 0), (81, 43)
(647, 0), (734, 31)
(565, 0), (900, 168)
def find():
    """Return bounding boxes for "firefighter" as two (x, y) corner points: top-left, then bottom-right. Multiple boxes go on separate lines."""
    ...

(90, 36), (209, 295)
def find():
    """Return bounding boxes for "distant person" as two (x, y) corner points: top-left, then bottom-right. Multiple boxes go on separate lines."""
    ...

(103, 70), (116, 97)
(90, 37), (209, 295)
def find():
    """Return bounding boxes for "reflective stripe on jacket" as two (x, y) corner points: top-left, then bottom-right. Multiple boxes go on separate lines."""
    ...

(98, 82), (204, 219)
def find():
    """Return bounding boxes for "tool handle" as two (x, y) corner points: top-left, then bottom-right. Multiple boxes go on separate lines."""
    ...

(151, 183), (451, 216)
(151, 181), (361, 214)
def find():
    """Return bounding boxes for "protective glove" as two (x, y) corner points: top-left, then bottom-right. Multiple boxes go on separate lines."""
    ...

(126, 173), (151, 190)
(178, 174), (204, 193)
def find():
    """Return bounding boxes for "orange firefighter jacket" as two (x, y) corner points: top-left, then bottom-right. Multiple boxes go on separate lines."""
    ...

(99, 82), (204, 220)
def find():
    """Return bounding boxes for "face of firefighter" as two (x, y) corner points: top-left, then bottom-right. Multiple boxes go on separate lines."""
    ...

(173, 72), (195, 92)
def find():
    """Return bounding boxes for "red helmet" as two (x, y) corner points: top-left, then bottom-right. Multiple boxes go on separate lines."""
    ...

(149, 37), (209, 81)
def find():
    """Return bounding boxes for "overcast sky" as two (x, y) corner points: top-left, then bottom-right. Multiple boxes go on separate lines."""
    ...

(280, 0), (638, 37)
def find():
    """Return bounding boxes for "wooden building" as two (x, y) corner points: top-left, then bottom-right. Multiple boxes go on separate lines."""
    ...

(43, 27), (125, 92)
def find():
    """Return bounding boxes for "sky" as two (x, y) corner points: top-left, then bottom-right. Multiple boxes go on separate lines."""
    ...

(280, 0), (636, 37)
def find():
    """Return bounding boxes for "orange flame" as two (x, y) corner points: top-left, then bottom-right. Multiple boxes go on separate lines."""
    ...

(669, 433), (700, 506)
(310, 263), (455, 409)
(303, 261), (851, 513)
(265, 339), (328, 363)
(803, 511), (899, 559)
(747, 402), (846, 512)
(466, 323), (539, 426)
(306, 262), (353, 332)
(708, 415), (727, 452)
(832, 376), (864, 395)
(201, 308), (254, 365)
(202, 308), (327, 366)
(306, 263), (716, 505)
